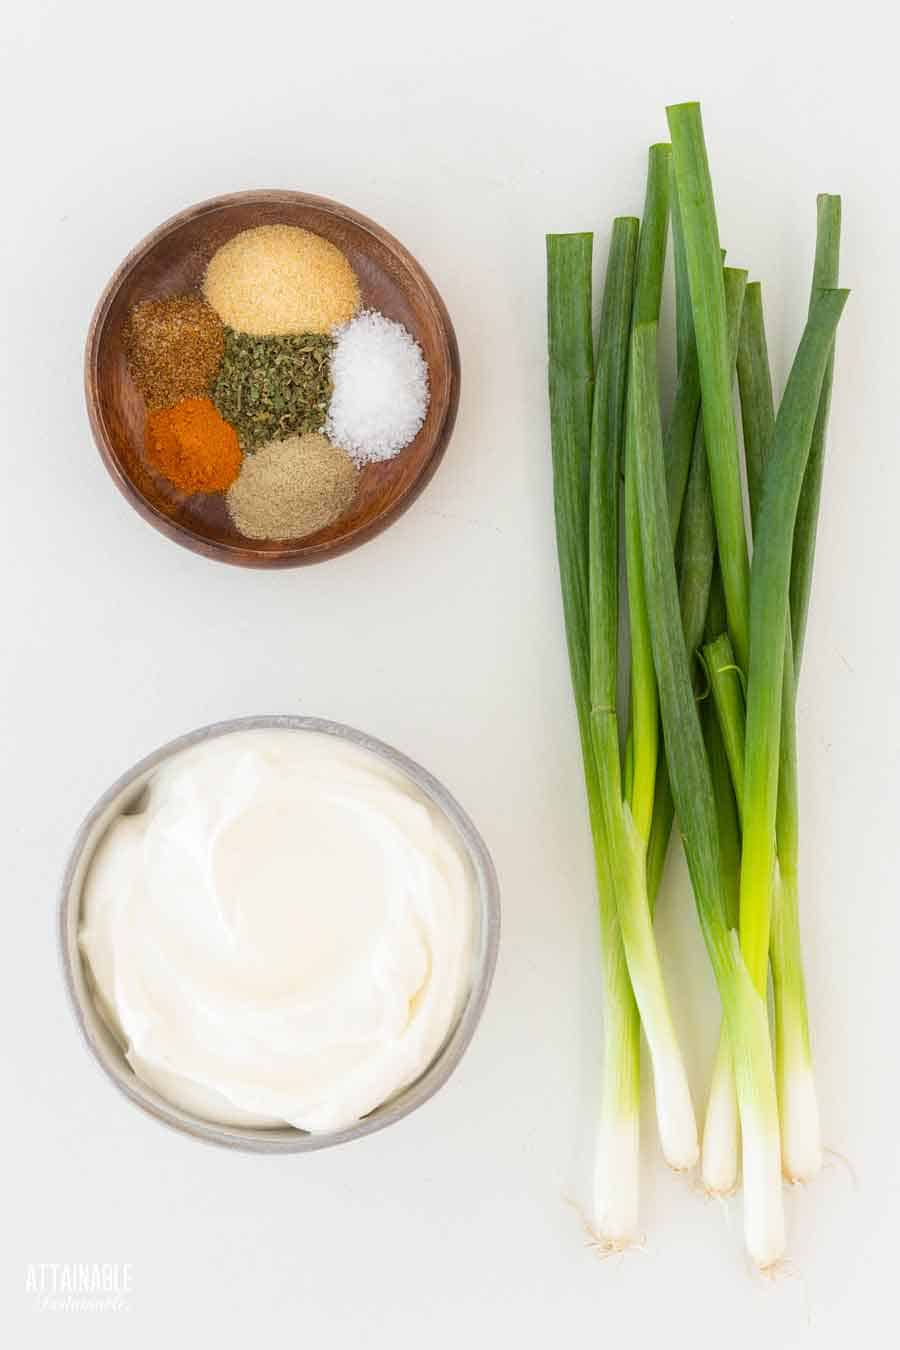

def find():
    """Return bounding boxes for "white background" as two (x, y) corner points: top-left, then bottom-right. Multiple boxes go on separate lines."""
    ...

(2, 1), (897, 1345)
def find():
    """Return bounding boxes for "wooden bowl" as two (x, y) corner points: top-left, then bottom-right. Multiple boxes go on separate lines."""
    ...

(85, 192), (460, 566)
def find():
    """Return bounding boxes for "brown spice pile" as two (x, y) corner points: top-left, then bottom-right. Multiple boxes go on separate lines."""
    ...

(203, 226), (360, 336)
(125, 296), (224, 410)
(226, 432), (358, 540)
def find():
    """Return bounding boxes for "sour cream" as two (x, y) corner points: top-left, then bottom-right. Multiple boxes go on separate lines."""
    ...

(79, 730), (475, 1132)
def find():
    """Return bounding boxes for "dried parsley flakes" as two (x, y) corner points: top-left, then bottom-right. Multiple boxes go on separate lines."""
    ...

(212, 330), (334, 450)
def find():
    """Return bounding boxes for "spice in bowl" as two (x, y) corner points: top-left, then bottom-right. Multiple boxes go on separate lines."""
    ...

(124, 296), (225, 411)
(145, 398), (242, 494)
(203, 225), (360, 336)
(212, 330), (334, 450)
(326, 310), (430, 463)
(117, 218), (434, 542)
(226, 432), (358, 540)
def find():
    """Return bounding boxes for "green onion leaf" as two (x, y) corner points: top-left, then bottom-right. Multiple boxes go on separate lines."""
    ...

(667, 102), (751, 670)
(791, 196), (842, 668)
(739, 287), (849, 993)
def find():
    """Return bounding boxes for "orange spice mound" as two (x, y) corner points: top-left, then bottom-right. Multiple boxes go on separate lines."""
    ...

(145, 397), (242, 493)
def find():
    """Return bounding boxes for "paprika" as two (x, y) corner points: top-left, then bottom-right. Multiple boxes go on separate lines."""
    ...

(145, 398), (242, 494)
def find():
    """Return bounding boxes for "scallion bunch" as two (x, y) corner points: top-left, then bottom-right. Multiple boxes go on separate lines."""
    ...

(546, 101), (846, 1268)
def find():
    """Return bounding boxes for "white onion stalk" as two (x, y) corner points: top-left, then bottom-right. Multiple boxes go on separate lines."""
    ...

(702, 1031), (741, 1195)
(740, 1108), (785, 1270)
(588, 799), (643, 1249)
(727, 935), (786, 1269)
(780, 1057), (822, 1184)
(593, 1107), (641, 1248)
(610, 804), (699, 1172)
(649, 1044), (700, 1173)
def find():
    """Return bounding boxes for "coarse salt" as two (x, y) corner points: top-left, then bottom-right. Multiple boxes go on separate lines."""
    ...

(326, 310), (429, 464)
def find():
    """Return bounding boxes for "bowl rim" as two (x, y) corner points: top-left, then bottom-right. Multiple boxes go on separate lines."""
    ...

(59, 715), (500, 1152)
(84, 190), (461, 568)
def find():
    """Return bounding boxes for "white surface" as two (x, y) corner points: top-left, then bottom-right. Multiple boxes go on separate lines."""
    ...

(2, 1), (897, 1344)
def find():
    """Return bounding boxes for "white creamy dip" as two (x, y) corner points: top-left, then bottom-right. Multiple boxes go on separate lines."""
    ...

(79, 729), (475, 1132)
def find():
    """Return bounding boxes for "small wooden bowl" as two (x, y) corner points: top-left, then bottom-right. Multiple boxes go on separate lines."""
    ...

(85, 192), (460, 566)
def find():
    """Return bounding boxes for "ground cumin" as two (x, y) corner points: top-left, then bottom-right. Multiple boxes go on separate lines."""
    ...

(125, 296), (224, 411)
(145, 398), (242, 494)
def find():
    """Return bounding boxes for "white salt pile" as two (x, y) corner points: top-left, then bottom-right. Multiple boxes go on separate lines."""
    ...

(326, 310), (429, 464)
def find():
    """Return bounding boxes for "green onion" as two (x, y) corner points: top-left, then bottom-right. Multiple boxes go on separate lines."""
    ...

(664, 348), (701, 530)
(648, 263), (743, 919)
(547, 228), (642, 1247)
(736, 282), (776, 520)
(672, 102), (847, 1202)
(677, 266), (746, 671)
(547, 106), (845, 1266)
(589, 220), (639, 719)
(645, 249), (740, 912)
(791, 196), (843, 667)
(646, 763), (673, 908)
(666, 263), (746, 1198)
(667, 102), (751, 671)
(671, 168), (694, 371)
(699, 628), (747, 1195)
(697, 687), (743, 1195)
(625, 145), (670, 843)
(703, 632), (746, 825)
(736, 200), (841, 1182)
(700, 287), (846, 1206)
(598, 146), (698, 1173)
(701, 277), (776, 1194)
(739, 287), (848, 1001)
(587, 218), (645, 1238)
(631, 319), (784, 1268)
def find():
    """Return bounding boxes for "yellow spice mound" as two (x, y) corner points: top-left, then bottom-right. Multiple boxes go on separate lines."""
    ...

(203, 225), (360, 336)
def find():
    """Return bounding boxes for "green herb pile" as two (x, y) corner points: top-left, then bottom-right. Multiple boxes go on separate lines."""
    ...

(212, 330), (334, 450)
(546, 100), (847, 1269)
